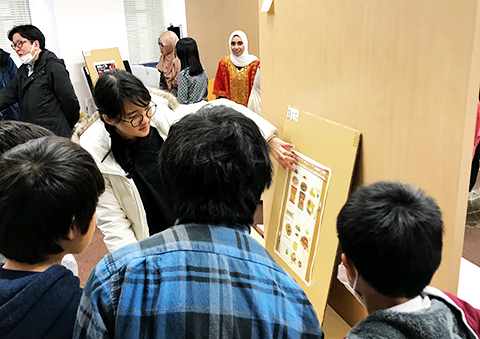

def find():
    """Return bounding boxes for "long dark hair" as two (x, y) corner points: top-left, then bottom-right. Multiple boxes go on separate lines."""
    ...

(93, 69), (151, 177)
(175, 37), (203, 77)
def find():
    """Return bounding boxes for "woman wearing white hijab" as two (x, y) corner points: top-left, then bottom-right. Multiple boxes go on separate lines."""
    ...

(213, 30), (261, 113)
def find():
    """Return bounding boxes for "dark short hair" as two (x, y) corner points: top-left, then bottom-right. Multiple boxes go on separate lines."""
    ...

(0, 120), (53, 155)
(159, 105), (272, 225)
(94, 69), (151, 176)
(0, 137), (105, 264)
(8, 25), (45, 50)
(176, 37), (203, 76)
(337, 182), (443, 298)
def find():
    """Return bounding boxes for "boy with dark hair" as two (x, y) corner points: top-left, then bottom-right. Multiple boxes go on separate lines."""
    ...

(0, 121), (78, 273)
(0, 137), (105, 338)
(0, 120), (53, 153)
(337, 181), (480, 338)
(75, 106), (323, 338)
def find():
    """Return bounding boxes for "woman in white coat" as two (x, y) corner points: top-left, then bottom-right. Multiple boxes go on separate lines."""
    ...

(80, 70), (294, 252)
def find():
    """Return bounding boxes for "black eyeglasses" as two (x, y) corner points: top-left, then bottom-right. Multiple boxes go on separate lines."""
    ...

(118, 102), (157, 127)
(11, 40), (32, 50)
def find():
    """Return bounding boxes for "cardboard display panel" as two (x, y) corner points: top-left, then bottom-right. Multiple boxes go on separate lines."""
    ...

(274, 150), (332, 285)
(82, 47), (125, 85)
(265, 107), (360, 322)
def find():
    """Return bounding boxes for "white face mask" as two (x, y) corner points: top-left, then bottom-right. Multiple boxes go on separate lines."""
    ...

(337, 262), (366, 307)
(20, 43), (37, 65)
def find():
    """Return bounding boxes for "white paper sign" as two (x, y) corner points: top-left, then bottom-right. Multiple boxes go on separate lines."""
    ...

(287, 107), (299, 122)
(261, 0), (273, 12)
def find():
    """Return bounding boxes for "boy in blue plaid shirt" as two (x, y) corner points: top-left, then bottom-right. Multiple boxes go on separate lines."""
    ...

(74, 105), (323, 338)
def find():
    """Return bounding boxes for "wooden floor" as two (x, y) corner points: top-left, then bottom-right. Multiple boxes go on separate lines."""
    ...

(73, 226), (108, 287)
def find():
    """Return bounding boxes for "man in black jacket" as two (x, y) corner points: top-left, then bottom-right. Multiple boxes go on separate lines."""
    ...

(0, 25), (80, 137)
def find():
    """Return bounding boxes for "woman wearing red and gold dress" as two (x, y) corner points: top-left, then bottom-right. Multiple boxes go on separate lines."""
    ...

(213, 30), (260, 112)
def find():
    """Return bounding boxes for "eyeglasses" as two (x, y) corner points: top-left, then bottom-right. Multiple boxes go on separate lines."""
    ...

(11, 39), (32, 50)
(118, 102), (157, 127)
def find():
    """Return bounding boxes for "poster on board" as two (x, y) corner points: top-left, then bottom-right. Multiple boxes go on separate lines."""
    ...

(275, 150), (331, 285)
(93, 60), (117, 77)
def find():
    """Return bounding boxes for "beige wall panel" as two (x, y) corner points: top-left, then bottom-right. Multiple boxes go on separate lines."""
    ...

(260, 0), (480, 323)
(185, 0), (260, 80)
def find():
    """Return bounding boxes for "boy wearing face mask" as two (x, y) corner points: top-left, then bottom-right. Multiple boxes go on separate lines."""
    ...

(337, 182), (480, 339)
(0, 25), (79, 138)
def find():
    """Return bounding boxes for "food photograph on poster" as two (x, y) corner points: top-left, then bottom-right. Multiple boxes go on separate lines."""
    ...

(275, 150), (331, 285)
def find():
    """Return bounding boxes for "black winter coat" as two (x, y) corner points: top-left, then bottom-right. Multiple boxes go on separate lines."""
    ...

(0, 49), (80, 137)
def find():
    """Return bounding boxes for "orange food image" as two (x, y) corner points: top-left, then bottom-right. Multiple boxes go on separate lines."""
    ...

(286, 224), (292, 236)
(300, 182), (307, 191)
(301, 236), (308, 250)
(289, 185), (297, 204)
(297, 192), (305, 210)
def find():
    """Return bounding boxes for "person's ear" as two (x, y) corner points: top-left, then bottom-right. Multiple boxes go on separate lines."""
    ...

(102, 114), (116, 126)
(66, 217), (77, 241)
(341, 253), (356, 285)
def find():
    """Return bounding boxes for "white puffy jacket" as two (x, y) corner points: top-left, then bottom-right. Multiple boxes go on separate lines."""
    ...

(80, 94), (277, 252)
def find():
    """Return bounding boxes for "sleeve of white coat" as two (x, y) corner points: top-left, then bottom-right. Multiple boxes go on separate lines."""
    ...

(150, 93), (177, 139)
(175, 99), (277, 141)
(96, 176), (139, 252)
(221, 99), (276, 141)
(247, 68), (261, 115)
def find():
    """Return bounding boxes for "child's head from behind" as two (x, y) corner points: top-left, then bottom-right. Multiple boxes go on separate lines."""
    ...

(337, 181), (443, 299)
(0, 137), (105, 264)
(0, 120), (53, 155)
(159, 105), (272, 226)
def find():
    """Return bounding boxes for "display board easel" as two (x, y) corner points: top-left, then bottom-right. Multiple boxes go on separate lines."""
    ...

(265, 107), (360, 322)
(82, 47), (125, 86)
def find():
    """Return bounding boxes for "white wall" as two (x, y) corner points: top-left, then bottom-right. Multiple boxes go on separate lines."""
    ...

(163, 0), (188, 37)
(28, 0), (60, 58)
(29, 0), (186, 113)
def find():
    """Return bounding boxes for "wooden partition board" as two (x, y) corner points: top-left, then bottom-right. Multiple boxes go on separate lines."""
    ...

(260, 0), (480, 326)
(82, 47), (125, 85)
(265, 108), (360, 322)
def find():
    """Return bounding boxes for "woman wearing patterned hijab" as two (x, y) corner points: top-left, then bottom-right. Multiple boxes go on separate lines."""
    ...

(156, 31), (181, 96)
(213, 30), (260, 112)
